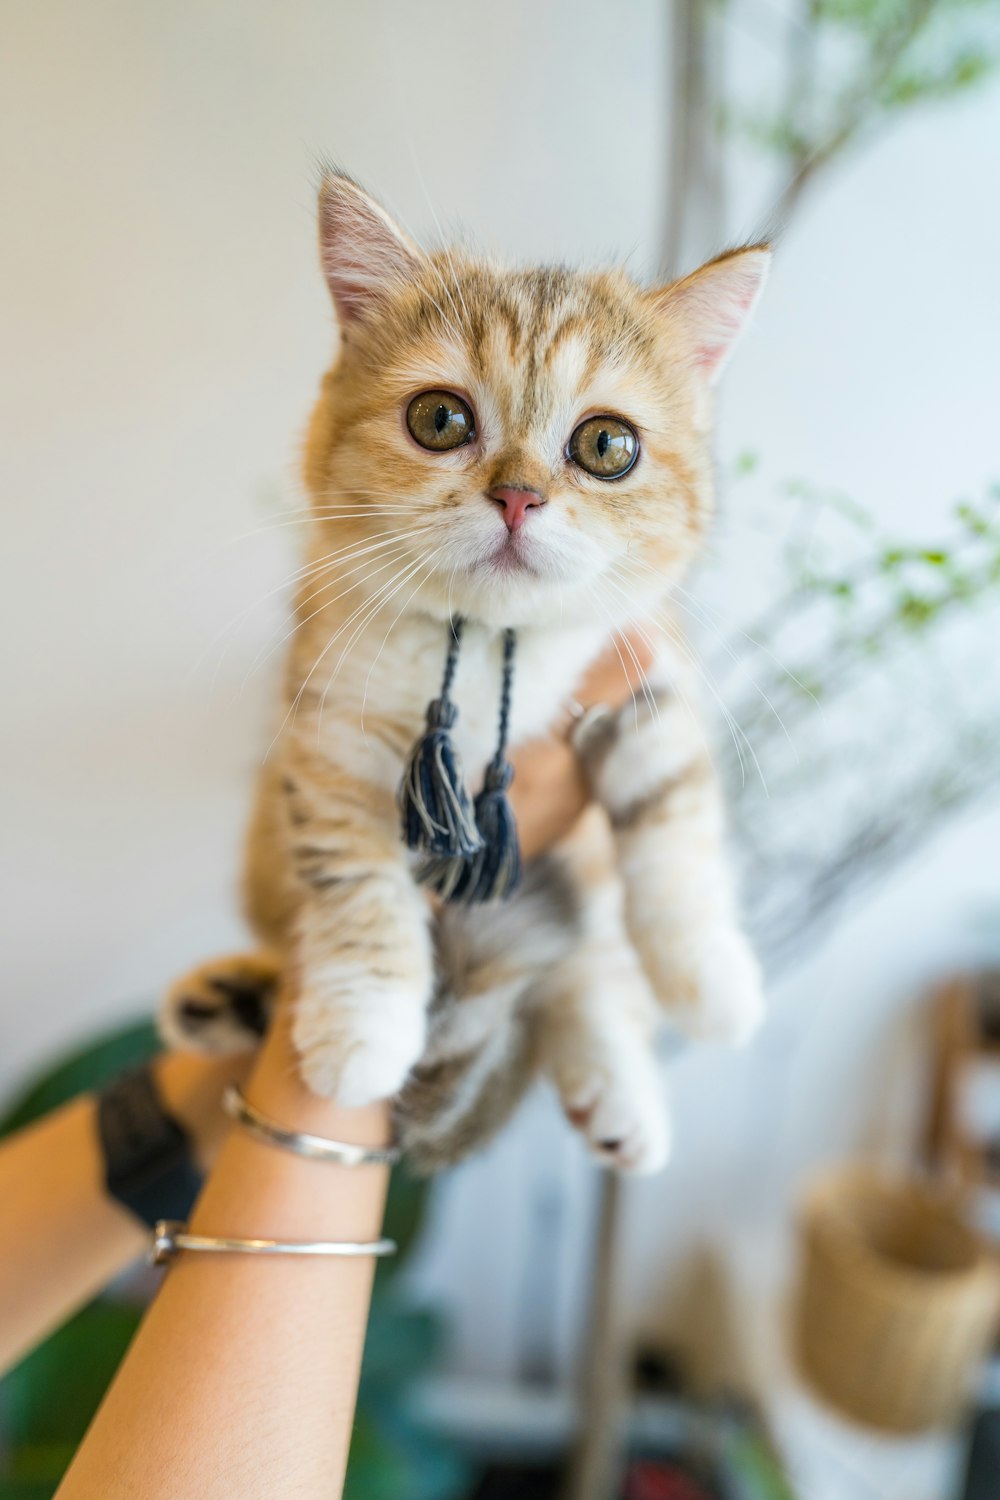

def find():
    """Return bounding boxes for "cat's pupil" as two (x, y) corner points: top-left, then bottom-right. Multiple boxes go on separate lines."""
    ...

(596, 429), (610, 458)
(434, 404), (448, 434)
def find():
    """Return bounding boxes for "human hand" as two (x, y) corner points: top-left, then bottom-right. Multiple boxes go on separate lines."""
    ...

(511, 628), (654, 860)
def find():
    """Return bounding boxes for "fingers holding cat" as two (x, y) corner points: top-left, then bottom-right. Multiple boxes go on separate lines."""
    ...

(510, 627), (656, 861)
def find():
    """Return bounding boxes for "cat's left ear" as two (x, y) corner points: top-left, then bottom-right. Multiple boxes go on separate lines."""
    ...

(651, 244), (770, 385)
(318, 170), (423, 325)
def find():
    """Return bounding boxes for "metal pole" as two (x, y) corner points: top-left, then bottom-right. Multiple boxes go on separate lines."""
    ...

(564, 1172), (629, 1500)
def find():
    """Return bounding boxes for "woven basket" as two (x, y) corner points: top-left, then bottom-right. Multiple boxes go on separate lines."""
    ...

(794, 1165), (1000, 1431)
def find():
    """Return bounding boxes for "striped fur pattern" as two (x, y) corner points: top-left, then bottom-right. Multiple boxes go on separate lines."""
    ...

(161, 173), (768, 1174)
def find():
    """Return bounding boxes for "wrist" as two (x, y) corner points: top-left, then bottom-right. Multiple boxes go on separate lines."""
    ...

(244, 998), (393, 1149)
(179, 999), (391, 1245)
(154, 1050), (252, 1169)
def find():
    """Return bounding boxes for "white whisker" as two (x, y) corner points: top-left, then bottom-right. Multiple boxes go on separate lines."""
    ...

(293, 527), (436, 618)
(264, 552), (431, 760)
(601, 567), (741, 789)
(316, 548), (442, 741)
(665, 584), (800, 762)
(595, 579), (660, 724)
(671, 577), (824, 721)
(189, 506), (420, 565)
(606, 558), (775, 792)
(582, 581), (641, 731)
(190, 525), (436, 680)
(361, 551), (444, 739)
(242, 538), (426, 695)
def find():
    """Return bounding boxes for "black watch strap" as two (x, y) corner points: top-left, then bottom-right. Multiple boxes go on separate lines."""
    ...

(96, 1065), (204, 1229)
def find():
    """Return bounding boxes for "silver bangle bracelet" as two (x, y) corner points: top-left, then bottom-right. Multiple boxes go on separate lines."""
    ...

(151, 1219), (397, 1265)
(223, 1085), (401, 1167)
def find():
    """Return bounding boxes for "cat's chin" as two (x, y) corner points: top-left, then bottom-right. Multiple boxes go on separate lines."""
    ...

(417, 565), (605, 632)
(414, 551), (672, 632)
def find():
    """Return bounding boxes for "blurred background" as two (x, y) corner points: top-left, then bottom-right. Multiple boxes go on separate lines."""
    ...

(3, 1), (1000, 1496)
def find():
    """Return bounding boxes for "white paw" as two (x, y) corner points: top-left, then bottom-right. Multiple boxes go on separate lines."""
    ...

(668, 927), (765, 1047)
(292, 980), (427, 1107)
(554, 1038), (671, 1176)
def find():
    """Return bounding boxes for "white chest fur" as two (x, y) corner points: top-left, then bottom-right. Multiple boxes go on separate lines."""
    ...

(300, 609), (610, 786)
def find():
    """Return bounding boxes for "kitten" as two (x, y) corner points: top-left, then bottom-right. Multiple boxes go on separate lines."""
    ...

(162, 172), (767, 1174)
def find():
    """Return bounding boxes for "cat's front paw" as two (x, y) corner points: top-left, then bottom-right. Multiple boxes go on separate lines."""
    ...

(637, 925), (765, 1047)
(292, 978), (427, 1107)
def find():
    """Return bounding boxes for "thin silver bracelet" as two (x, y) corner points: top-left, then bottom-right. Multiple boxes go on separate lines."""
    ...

(151, 1219), (397, 1265)
(223, 1085), (401, 1167)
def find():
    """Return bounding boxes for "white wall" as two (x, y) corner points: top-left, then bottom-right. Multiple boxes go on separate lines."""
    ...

(3, 0), (999, 1378)
(0, 0), (667, 1086)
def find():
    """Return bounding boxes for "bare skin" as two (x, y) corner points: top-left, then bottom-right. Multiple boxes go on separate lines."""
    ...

(0, 1050), (251, 1376)
(3, 633), (653, 1500)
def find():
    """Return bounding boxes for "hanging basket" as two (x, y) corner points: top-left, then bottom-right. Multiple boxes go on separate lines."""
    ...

(793, 1165), (1000, 1432)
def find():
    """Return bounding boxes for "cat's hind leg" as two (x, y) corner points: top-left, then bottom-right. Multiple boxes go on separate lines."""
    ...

(396, 856), (577, 1173)
(159, 951), (281, 1055)
(538, 944), (670, 1175)
(535, 829), (670, 1175)
(574, 688), (764, 1048)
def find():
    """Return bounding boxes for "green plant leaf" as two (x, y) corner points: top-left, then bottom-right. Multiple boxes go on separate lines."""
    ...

(345, 1397), (471, 1500)
(0, 1019), (160, 1138)
(2, 1302), (142, 1450)
(360, 1300), (443, 1391)
(378, 1160), (430, 1278)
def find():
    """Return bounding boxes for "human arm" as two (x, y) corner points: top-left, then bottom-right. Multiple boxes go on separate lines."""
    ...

(50, 631), (653, 1500)
(0, 1049), (250, 1376)
(53, 1004), (390, 1500)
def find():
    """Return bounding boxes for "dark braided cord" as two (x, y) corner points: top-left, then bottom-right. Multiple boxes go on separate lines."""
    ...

(441, 616), (465, 702)
(491, 627), (517, 772)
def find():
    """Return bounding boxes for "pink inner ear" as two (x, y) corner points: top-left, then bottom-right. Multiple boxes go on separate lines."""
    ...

(318, 179), (421, 325)
(696, 341), (727, 371)
(683, 255), (768, 379)
(324, 265), (374, 324)
(731, 282), (760, 310)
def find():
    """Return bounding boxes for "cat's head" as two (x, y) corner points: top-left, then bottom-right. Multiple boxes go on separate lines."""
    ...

(304, 172), (768, 630)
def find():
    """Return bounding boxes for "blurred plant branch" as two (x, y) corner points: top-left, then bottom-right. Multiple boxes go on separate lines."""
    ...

(659, 0), (1000, 967)
(709, 482), (1000, 967)
(664, 0), (1000, 271)
(764, 0), (988, 223)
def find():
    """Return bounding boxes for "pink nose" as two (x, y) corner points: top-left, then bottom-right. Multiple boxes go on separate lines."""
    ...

(488, 486), (545, 534)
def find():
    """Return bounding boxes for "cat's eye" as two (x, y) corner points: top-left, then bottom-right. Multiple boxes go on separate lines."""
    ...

(568, 415), (639, 480)
(406, 390), (476, 452)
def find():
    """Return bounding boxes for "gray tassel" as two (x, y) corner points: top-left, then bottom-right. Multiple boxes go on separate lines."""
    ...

(421, 628), (522, 904)
(399, 618), (482, 860)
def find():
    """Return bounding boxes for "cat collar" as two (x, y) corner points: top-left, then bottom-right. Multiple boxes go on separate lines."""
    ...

(398, 618), (521, 904)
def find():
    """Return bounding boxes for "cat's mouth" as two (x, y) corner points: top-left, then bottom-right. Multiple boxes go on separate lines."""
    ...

(482, 531), (542, 578)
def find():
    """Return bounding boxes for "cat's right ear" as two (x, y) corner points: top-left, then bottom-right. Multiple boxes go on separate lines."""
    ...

(318, 172), (423, 325)
(651, 244), (770, 387)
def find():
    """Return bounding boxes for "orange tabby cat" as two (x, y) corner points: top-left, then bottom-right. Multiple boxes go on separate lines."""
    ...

(163, 172), (767, 1174)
